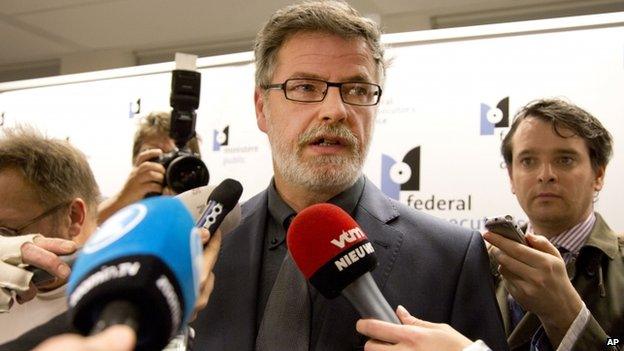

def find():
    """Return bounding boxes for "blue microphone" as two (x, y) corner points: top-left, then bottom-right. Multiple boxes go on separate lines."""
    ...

(67, 196), (202, 351)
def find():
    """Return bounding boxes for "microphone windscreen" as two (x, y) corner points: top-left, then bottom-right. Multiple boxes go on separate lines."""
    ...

(287, 203), (377, 298)
(209, 178), (243, 212)
(175, 184), (241, 235)
(67, 197), (202, 350)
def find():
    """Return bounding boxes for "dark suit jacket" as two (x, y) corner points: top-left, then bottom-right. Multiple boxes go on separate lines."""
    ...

(192, 179), (508, 350)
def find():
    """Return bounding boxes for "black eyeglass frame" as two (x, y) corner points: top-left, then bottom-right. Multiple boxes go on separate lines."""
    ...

(263, 78), (383, 106)
(0, 201), (71, 237)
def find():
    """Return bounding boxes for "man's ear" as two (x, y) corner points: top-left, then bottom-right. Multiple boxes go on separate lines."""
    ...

(507, 165), (516, 194)
(593, 165), (606, 192)
(255, 87), (268, 133)
(66, 198), (87, 239)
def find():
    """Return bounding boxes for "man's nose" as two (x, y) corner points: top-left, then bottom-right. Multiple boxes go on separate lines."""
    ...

(538, 163), (557, 183)
(318, 87), (348, 124)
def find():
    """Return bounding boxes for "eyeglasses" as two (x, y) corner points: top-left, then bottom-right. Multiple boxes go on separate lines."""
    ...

(264, 78), (382, 106)
(0, 201), (70, 237)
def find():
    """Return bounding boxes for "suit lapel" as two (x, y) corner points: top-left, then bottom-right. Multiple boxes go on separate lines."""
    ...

(496, 283), (511, 334)
(312, 179), (403, 350)
(493, 224), (542, 350)
(356, 179), (401, 287)
(211, 191), (267, 350)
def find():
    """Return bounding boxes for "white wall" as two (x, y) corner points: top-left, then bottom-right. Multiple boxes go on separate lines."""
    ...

(1, 13), (623, 231)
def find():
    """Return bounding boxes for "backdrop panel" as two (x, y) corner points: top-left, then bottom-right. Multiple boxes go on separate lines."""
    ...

(1, 13), (622, 231)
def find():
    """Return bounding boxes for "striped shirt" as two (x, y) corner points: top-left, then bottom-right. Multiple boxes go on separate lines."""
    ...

(527, 212), (596, 259)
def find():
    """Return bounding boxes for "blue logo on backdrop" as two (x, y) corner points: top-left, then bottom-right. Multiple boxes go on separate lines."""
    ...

(213, 125), (229, 151)
(381, 146), (421, 200)
(480, 97), (509, 135)
(380, 147), (482, 229)
(128, 98), (141, 118)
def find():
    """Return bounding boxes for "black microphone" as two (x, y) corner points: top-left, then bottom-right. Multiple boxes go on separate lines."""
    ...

(196, 179), (243, 246)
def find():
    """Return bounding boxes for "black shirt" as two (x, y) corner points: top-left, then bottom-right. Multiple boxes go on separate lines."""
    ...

(256, 176), (365, 327)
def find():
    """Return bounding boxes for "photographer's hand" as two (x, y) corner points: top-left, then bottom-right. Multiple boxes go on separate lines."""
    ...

(97, 149), (166, 224)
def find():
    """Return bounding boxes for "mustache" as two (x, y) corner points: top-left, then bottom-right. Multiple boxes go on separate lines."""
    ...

(297, 124), (359, 149)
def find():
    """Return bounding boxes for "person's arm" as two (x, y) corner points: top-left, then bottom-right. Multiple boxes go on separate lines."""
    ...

(484, 232), (584, 348)
(97, 149), (165, 224)
(570, 314), (618, 351)
(356, 305), (490, 351)
(189, 228), (222, 322)
(32, 325), (135, 351)
(1, 235), (76, 311)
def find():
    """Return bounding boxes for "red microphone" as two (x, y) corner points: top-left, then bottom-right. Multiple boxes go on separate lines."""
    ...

(287, 203), (400, 323)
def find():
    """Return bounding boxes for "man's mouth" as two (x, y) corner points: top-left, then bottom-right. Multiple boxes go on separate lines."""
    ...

(310, 136), (346, 147)
(535, 192), (561, 199)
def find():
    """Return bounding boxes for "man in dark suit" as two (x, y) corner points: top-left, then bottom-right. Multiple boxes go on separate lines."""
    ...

(192, 1), (507, 350)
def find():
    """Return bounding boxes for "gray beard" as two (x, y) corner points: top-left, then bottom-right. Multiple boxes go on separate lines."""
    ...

(267, 125), (369, 194)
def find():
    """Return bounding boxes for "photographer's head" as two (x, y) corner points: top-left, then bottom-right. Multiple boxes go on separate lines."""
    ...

(501, 99), (613, 236)
(132, 111), (201, 164)
(254, 1), (386, 204)
(0, 126), (100, 241)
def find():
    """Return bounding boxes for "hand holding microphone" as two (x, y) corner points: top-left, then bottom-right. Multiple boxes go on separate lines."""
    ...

(29, 180), (243, 288)
(175, 180), (242, 243)
(190, 179), (242, 321)
(67, 196), (202, 351)
(287, 203), (400, 324)
(0, 235), (76, 311)
(65, 179), (243, 350)
(356, 306), (478, 351)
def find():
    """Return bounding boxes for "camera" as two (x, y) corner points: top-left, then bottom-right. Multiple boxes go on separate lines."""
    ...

(153, 148), (209, 194)
(149, 68), (209, 195)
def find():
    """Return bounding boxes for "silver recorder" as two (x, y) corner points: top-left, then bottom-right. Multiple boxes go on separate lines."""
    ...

(484, 215), (527, 245)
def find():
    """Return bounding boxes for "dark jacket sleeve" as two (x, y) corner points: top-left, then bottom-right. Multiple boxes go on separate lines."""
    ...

(0, 311), (75, 351)
(450, 231), (509, 351)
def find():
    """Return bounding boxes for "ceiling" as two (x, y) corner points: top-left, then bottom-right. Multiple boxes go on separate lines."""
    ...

(1, 0), (623, 82)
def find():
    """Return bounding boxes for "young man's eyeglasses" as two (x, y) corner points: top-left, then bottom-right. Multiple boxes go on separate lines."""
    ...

(0, 201), (71, 237)
(263, 78), (382, 106)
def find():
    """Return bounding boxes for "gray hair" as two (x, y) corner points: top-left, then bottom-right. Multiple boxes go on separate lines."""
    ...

(0, 125), (100, 219)
(254, 0), (387, 87)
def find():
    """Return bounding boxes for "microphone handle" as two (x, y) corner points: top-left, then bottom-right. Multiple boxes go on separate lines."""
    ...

(341, 273), (400, 324)
(197, 199), (233, 248)
(90, 300), (140, 336)
(28, 250), (80, 286)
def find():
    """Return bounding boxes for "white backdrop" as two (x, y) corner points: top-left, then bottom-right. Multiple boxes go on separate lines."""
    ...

(1, 12), (623, 231)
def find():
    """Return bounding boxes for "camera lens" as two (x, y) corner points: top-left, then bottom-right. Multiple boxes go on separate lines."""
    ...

(166, 155), (209, 194)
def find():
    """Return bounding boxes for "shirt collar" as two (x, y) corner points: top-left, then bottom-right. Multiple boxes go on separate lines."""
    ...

(267, 176), (366, 232)
(527, 212), (596, 255)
